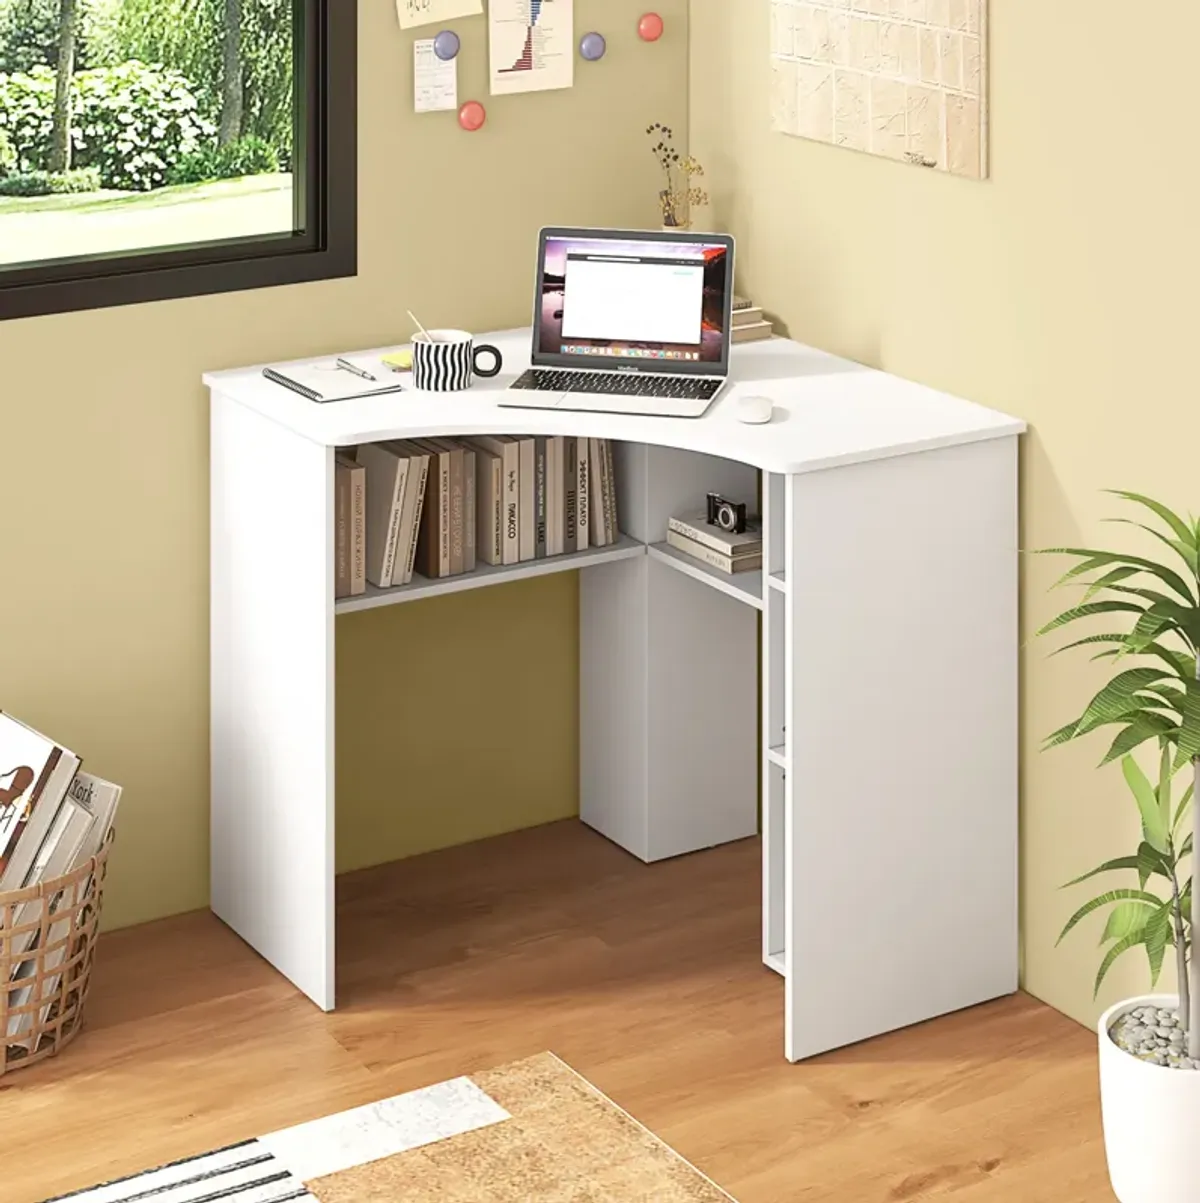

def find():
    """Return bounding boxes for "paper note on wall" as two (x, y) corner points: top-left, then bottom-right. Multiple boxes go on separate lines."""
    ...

(489, 0), (574, 96)
(397, 0), (482, 30)
(414, 38), (458, 113)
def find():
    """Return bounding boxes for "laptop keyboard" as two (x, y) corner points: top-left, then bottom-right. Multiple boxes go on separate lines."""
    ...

(511, 368), (722, 402)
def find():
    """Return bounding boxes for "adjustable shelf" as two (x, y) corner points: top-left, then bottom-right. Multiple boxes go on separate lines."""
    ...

(646, 541), (764, 611)
(336, 535), (644, 615)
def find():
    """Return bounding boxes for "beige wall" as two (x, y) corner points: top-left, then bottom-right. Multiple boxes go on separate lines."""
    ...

(690, 0), (1200, 1029)
(0, 0), (687, 930)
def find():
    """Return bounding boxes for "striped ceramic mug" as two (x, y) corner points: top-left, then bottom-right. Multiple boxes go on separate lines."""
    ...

(412, 329), (503, 392)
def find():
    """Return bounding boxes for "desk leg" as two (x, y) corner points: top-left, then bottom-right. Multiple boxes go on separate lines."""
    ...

(783, 437), (1019, 1061)
(210, 395), (336, 1010)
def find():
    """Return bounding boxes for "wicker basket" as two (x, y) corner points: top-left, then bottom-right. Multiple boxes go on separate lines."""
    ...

(0, 833), (113, 1076)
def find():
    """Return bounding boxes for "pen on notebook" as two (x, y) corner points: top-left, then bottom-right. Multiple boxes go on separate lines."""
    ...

(336, 357), (377, 382)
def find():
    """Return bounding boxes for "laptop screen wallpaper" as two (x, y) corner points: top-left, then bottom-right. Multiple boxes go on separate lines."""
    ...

(537, 237), (730, 366)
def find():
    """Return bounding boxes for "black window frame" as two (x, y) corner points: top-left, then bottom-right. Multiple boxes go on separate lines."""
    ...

(0, 0), (356, 322)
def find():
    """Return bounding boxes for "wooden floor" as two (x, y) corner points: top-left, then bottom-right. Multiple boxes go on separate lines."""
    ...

(1, 821), (1113, 1203)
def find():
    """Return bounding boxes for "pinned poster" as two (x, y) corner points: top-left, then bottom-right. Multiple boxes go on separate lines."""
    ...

(489, 0), (574, 96)
(396, 0), (481, 30)
(414, 38), (458, 112)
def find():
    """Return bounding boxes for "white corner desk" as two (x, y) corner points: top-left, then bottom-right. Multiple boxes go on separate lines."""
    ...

(205, 329), (1026, 1063)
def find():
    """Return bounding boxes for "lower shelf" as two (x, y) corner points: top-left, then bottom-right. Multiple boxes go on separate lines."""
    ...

(647, 542), (764, 611)
(764, 951), (786, 978)
(336, 535), (645, 614)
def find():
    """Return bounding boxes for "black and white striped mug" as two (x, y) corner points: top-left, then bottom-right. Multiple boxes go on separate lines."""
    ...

(412, 329), (503, 392)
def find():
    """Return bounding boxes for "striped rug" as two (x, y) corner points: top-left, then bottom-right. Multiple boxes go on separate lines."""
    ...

(42, 1053), (735, 1203)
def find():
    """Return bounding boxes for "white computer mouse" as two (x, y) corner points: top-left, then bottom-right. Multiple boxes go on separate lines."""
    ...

(737, 394), (774, 425)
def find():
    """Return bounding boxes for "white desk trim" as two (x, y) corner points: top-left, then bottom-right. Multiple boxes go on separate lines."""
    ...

(208, 330), (1026, 1062)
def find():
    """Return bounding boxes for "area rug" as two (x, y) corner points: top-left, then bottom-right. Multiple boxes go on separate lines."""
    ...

(45, 1052), (735, 1202)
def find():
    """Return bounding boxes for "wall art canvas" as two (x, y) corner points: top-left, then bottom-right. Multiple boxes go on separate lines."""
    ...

(769, 0), (988, 179)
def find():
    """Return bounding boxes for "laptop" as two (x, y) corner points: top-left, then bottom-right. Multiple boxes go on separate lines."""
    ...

(498, 226), (736, 419)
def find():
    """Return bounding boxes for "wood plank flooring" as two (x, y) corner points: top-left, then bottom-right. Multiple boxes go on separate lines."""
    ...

(0, 821), (1113, 1203)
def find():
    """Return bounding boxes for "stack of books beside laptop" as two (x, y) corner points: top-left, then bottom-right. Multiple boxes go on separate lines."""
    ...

(731, 296), (774, 345)
(334, 436), (621, 597)
(666, 509), (763, 575)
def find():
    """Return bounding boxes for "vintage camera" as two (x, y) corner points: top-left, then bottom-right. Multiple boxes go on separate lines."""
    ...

(706, 492), (748, 534)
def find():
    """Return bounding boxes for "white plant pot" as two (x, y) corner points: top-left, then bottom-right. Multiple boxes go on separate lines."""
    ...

(1099, 994), (1200, 1203)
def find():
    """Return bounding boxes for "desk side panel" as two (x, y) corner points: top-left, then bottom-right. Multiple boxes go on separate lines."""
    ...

(785, 436), (1019, 1061)
(211, 394), (335, 1010)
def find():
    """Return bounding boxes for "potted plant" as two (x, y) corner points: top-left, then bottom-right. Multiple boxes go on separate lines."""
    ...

(645, 122), (708, 231)
(1039, 491), (1200, 1203)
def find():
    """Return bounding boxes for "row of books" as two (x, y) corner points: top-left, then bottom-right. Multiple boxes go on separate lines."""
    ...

(731, 295), (774, 344)
(335, 436), (622, 596)
(667, 510), (763, 575)
(0, 712), (122, 1043)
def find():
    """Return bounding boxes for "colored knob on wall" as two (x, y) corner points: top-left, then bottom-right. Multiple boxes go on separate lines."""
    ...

(638, 12), (664, 41)
(580, 31), (606, 61)
(458, 100), (486, 131)
(433, 29), (460, 60)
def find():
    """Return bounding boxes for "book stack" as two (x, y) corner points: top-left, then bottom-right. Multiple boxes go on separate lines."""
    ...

(0, 712), (122, 1042)
(667, 509), (763, 574)
(731, 295), (774, 345)
(334, 437), (621, 593)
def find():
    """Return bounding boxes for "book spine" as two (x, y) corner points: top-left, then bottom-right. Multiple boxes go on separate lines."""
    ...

(566, 437), (580, 554)
(667, 515), (762, 557)
(502, 445), (519, 565)
(576, 437), (589, 552)
(403, 456), (430, 583)
(547, 437), (562, 555)
(606, 440), (619, 542)
(480, 452), (502, 565)
(666, 529), (762, 573)
(534, 436), (547, 559)
(438, 451), (452, 576)
(463, 446), (476, 574)
(447, 447), (464, 576)
(381, 458), (409, 588)
(335, 463), (350, 599)
(350, 463), (366, 595)
(518, 438), (536, 562)
(589, 439), (607, 546)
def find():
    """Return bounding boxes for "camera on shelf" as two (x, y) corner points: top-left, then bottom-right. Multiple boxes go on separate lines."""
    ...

(706, 491), (748, 534)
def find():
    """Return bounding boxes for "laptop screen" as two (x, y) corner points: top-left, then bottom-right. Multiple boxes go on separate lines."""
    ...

(533, 229), (734, 374)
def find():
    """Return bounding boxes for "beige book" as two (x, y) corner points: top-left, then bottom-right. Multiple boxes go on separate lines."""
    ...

(462, 444), (476, 573)
(667, 528), (762, 573)
(413, 439), (452, 578)
(604, 439), (618, 543)
(546, 436), (563, 555)
(382, 441), (429, 587)
(732, 306), (764, 327)
(465, 435), (519, 565)
(346, 458), (365, 594)
(575, 437), (589, 552)
(732, 320), (773, 344)
(424, 439), (465, 576)
(335, 458), (351, 598)
(514, 437), (536, 562)
(472, 444), (504, 565)
(356, 443), (410, 587)
(589, 439), (608, 547)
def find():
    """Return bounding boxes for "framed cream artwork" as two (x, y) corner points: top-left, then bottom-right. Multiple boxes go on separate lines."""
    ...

(769, 0), (988, 179)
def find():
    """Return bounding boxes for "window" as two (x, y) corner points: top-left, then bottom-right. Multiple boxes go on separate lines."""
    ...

(0, 0), (354, 320)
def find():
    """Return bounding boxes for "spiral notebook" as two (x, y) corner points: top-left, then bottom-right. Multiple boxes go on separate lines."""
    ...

(263, 358), (405, 403)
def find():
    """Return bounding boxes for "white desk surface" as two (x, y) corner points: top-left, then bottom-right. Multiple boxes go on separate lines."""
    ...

(204, 328), (1025, 476)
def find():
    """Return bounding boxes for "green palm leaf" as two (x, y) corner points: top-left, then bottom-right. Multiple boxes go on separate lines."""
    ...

(1174, 782), (1194, 832)
(1059, 888), (1164, 943)
(1062, 856), (1140, 887)
(1101, 900), (1157, 943)
(1074, 669), (1173, 735)
(1036, 599), (1147, 638)
(1178, 678), (1200, 762)
(1080, 565), (1143, 600)
(1123, 755), (1169, 851)
(1106, 491), (1198, 549)
(1136, 841), (1172, 887)
(1143, 907), (1172, 985)
(1095, 928), (1148, 997)
(1106, 519), (1200, 578)
(1039, 547), (1195, 606)
(1101, 713), (1177, 764)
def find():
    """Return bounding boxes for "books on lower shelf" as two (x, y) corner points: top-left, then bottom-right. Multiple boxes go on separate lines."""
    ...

(334, 437), (621, 594)
(0, 712), (123, 1042)
(731, 294), (774, 344)
(666, 510), (763, 575)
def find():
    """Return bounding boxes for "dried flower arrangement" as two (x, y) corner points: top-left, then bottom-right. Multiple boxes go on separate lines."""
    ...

(646, 121), (709, 229)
